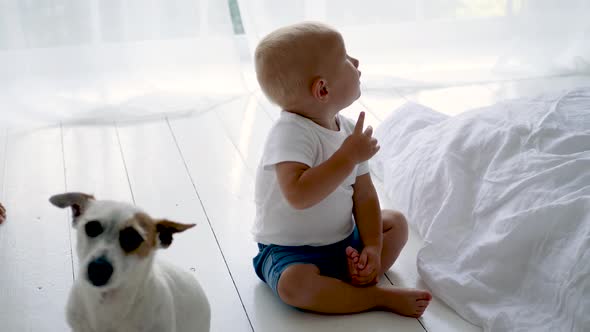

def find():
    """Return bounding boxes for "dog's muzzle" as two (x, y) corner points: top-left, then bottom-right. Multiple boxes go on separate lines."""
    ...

(87, 256), (114, 287)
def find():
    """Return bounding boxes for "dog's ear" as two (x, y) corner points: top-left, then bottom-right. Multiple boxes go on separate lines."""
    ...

(156, 220), (195, 248)
(49, 192), (95, 222)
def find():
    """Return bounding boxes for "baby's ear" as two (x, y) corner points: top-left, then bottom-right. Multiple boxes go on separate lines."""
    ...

(49, 192), (95, 223)
(311, 77), (329, 102)
(156, 220), (195, 248)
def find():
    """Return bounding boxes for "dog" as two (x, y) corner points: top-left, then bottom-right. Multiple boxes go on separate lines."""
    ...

(50, 192), (210, 332)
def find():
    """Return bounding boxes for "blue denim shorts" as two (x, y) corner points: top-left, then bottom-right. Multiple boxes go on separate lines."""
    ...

(253, 227), (363, 296)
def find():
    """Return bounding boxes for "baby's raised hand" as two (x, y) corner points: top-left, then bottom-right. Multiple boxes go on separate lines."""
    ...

(341, 112), (380, 164)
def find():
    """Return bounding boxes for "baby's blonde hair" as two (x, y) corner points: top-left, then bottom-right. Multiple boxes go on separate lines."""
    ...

(254, 22), (341, 109)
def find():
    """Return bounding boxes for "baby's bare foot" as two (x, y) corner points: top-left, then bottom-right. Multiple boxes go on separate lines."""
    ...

(0, 203), (5, 224)
(345, 246), (360, 280)
(382, 287), (432, 318)
(346, 246), (378, 286)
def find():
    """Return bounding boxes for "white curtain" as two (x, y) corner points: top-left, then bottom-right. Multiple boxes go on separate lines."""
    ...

(238, 0), (590, 90)
(1, 0), (589, 128)
(0, 0), (245, 128)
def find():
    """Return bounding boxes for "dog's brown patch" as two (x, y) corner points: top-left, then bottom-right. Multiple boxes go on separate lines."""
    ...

(121, 214), (195, 256)
(122, 213), (158, 257)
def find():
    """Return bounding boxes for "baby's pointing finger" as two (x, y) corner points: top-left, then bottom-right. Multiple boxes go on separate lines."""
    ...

(354, 112), (365, 134)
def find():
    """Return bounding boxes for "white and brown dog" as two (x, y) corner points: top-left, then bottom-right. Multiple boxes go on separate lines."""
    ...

(50, 192), (210, 332)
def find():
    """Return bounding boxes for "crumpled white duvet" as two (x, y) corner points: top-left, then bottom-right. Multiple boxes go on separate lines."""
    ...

(372, 88), (590, 332)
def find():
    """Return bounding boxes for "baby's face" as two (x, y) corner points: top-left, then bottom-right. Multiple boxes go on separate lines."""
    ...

(321, 34), (362, 109)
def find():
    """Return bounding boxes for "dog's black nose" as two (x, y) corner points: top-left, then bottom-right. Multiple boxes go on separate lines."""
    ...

(87, 256), (113, 287)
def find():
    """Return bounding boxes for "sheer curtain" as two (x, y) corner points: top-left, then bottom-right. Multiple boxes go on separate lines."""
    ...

(1, 0), (589, 128)
(237, 0), (590, 91)
(0, 0), (245, 128)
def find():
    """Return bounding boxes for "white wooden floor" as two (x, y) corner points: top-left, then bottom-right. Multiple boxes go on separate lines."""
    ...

(1, 75), (589, 332)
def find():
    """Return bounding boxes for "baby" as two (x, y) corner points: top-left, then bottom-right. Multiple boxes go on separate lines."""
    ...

(252, 22), (431, 317)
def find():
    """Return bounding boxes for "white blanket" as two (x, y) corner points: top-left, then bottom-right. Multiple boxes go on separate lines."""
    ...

(372, 88), (590, 332)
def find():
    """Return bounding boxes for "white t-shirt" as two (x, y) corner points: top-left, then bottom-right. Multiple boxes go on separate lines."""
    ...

(252, 111), (369, 246)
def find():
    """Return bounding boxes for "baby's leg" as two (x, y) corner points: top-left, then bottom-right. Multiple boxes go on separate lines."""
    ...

(0, 202), (5, 224)
(379, 209), (409, 274)
(277, 264), (431, 317)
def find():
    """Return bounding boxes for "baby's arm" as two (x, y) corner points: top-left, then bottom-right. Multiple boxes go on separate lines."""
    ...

(352, 173), (382, 250)
(350, 173), (382, 284)
(276, 112), (379, 210)
(276, 152), (355, 209)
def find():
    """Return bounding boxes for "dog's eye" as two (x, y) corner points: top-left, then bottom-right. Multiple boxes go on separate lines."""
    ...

(85, 221), (103, 238)
(119, 227), (144, 253)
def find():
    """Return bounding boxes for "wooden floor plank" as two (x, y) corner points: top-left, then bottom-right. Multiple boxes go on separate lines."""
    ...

(116, 119), (253, 332)
(0, 127), (72, 332)
(61, 124), (133, 278)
